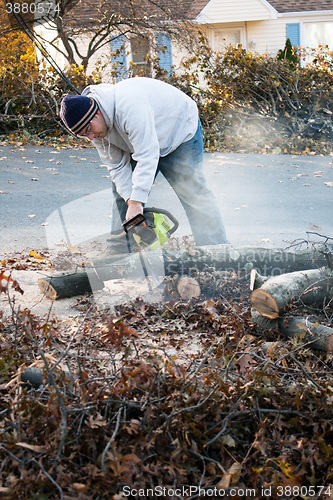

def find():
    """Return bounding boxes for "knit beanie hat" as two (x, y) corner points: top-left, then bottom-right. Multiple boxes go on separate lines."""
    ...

(60, 95), (98, 135)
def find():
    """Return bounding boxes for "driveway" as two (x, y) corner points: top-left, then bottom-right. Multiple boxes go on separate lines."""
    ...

(1, 144), (332, 257)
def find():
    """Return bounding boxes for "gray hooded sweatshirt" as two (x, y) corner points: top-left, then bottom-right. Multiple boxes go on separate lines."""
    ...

(82, 77), (198, 204)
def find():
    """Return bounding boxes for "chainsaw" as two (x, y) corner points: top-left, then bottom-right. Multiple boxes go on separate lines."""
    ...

(38, 208), (179, 299)
(122, 207), (179, 251)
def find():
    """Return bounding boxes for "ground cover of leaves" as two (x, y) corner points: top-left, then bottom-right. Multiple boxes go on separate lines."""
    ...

(0, 250), (333, 500)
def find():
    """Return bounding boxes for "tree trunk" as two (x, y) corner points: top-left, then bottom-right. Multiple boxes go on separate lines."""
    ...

(250, 266), (333, 352)
(250, 267), (333, 319)
(162, 245), (327, 276)
(38, 245), (329, 300)
(251, 310), (333, 352)
(91, 245), (327, 277)
(38, 269), (103, 300)
(280, 316), (333, 352)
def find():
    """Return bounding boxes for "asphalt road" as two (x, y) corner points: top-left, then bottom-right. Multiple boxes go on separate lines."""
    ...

(1, 144), (332, 257)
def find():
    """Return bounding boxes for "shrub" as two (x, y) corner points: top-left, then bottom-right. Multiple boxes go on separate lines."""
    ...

(1, 30), (333, 153)
(277, 38), (299, 70)
(167, 41), (333, 152)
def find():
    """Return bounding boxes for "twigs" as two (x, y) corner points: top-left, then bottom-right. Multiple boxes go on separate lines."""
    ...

(0, 444), (23, 464)
(51, 304), (93, 371)
(188, 449), (227, 474)
(26, 338), (68, 459)
(287, 353), (323, 390)
(31, 459), (64, 500)
(204, 396), (244, 448)
(0, 263), (333, 497)
(101, 406), (123, 474)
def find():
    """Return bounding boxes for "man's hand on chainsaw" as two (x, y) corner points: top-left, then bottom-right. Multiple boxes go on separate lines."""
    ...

(126, 199), (143, 221)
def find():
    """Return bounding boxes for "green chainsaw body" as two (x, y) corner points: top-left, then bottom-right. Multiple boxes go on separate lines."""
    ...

(122, 208), (179, 250)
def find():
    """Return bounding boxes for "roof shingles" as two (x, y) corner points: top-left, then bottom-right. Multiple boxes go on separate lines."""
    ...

(190, 0), (333, 18)
(267, 0), (333, 13)
(64, 0), (333, 27)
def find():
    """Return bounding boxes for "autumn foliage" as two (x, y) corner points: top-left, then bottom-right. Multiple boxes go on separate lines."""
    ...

(0, 262), (333, 498)
(1, 21), (333, 153)
(168, 40), (333, 153)
(0, 1), (38, 120)
(0, 1), (102, 140)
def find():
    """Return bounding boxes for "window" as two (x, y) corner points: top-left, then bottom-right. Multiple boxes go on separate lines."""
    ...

(130, 36), (152, 77)
(111, 32), (172, 80)
(304, 22), (333, 49)
(300, 21), (333, 66)
(286, 21), (333, 66)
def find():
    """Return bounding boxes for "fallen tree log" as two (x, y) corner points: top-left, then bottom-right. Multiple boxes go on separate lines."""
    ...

(162, 244), (328, 276)
(250, 267), (333, 319)
(38, 251), (165, 299)
(252, 310), (333, 352)
(250, 267), (333, 352)
(38, 269), (104, 300)
(176, 276), (201, 300)
(38, 245), (329, 300)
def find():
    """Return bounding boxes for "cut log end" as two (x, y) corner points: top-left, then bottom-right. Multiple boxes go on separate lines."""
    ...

(250, 288), (279, 319)
(177, 277), (201, 300)
(37, 272), (101, 300)
(38, 278), (58, 300)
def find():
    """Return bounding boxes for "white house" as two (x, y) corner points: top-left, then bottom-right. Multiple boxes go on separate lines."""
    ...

(192, 0), (333, 57)
(34, 0), (333, 78)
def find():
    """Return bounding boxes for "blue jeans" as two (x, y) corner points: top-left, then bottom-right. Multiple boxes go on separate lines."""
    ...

(110, 120), (228, 246)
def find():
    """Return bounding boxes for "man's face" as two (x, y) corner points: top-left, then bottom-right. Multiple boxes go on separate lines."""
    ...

(78, 110), (108, 140)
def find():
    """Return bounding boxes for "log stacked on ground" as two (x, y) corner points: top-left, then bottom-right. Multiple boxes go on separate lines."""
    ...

(250, 267), (333, 352)
(38, 245), (328, 300)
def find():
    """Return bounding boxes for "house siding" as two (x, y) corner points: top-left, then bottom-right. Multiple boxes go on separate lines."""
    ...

(33, 1), (333, 80)
(202, 10), (333, 58)
(198, 0), (275, 24)
(34, 22), (68, 70)
(245, 11), (333, 55)
(246, 19), (286, 54)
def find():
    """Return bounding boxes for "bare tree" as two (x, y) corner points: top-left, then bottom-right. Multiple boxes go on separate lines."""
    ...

(5, 0), (201, 72)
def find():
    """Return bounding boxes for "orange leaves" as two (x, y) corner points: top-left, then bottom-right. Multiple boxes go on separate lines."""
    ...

(101, 317), (136, 347)
(124, 419), (141, 435)
(235, 353), (257, 376)
(87, 413), (108, 429)
(217, 461), (242, 489)
(0, 270), (24, 295)
(120, 360), (156, 393)
(0, 256), (332, 497)
(29, 250), (43, 260)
